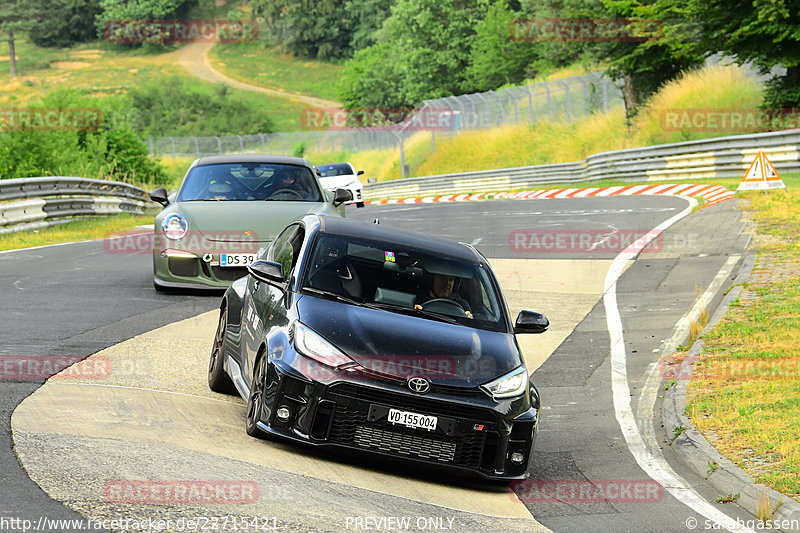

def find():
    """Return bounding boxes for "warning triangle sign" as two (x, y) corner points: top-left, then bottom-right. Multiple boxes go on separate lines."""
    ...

(738, 151), (786, 191)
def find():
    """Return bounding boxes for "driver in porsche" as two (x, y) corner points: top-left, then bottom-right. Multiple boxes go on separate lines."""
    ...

(263, 167), (314, 200)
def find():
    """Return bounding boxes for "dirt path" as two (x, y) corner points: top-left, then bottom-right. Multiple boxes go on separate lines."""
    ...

(175, 41), (341, 109)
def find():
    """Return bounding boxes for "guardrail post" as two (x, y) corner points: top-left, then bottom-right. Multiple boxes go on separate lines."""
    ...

(169, 137), (176, 157)
(191, 136), (199, 156)
(147, 138), (154, 156)
(602, 79), (609, 111)
(216, 136), (222, 154)
(258, 134), (266, 152)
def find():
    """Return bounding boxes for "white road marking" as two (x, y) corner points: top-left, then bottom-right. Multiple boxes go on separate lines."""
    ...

(603, 198), (754, 533)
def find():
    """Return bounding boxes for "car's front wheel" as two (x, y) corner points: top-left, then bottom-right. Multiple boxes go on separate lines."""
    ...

(208, 307), (235, 394)
(245, 352), (268, 438)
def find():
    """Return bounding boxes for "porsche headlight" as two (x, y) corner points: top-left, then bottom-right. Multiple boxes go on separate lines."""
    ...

(294, 322), (355, 369)
(481, 366), (528, 399)
(162, 213), (188, 240)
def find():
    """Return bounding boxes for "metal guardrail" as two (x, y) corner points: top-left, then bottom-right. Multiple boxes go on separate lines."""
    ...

(363, 130), (800, 199)
(0, 177), (157, 234)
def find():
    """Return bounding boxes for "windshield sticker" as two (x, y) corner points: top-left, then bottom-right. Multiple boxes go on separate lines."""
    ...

(385, 251), (396, 263)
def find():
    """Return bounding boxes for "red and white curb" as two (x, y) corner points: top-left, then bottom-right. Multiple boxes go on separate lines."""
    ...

(366, 184), (735, 208)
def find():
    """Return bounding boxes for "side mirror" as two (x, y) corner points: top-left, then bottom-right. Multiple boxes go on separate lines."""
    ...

(514, 310), (549, 334)
(150, 188), (169, 207)
(357, 170), (365, 176)
(332, 188), (353, 206)
(248, 260), (285, 284)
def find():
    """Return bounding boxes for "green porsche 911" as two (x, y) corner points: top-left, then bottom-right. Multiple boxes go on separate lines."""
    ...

(149, 155), (351, 291)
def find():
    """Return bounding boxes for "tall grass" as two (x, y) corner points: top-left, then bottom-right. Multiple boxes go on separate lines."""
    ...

(307, 64), (766, 178)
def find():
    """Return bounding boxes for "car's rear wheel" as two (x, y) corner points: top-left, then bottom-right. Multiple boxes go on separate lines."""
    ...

(208, 307), (236, 394)
(245, 351), (268, 438)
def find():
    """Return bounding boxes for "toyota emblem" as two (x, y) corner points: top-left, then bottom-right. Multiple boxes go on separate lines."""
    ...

(407, 376), (430, 394)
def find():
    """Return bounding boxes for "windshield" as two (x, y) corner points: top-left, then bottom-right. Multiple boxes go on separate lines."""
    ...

(317, 164), (354, 178)
(302, 233), (507, 332)
(176, 163), (323, 202)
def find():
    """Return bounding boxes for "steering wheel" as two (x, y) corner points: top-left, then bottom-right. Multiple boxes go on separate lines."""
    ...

(420, 298), (468, 317)
(269, 188), (305, 200)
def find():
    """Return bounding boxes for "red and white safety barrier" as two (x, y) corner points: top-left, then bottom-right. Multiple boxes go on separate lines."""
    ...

(366, 184), (735, 208)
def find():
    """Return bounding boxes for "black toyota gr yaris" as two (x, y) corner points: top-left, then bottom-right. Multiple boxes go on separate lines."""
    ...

(208, 214), (549, 480)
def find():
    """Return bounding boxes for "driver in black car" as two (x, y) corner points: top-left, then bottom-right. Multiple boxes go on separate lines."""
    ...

(415, 273), (473, 318)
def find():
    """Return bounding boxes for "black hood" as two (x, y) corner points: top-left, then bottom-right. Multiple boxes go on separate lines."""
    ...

(296, 294), (522, 388)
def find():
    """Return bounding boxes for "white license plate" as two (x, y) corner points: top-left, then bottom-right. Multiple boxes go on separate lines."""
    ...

(387, 408), (437, 431)
(220, 253), (256, 267)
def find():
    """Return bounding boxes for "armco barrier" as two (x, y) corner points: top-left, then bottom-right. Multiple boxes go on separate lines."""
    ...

(0, 177), (157, 234)
(363, 130), (800, 200)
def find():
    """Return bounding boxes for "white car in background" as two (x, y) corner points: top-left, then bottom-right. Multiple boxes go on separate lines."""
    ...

(316, 162), (365, 208)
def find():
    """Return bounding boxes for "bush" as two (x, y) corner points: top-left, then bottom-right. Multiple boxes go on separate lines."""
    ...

(127, 77), (274, 137)
(0, 89), (168, 185)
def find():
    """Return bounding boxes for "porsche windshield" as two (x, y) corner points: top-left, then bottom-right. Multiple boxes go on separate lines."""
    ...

(177, 163), (323, 202)
(302, 234), (507, 332)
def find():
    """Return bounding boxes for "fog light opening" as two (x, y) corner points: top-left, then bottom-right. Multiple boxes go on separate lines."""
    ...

(276, 405), (291, 421)
(510, 451), (525, 465)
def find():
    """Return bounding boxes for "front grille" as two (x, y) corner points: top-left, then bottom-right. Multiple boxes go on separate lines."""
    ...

(354, 426), (456, 462)
(329, 383), (494, 421)
(211, 266), (248, 281)
(326, 384), (492, 468)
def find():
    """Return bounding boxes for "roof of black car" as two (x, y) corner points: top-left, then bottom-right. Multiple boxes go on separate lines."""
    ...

(194, 155), (310, 166)
(315, 216), (477, 261)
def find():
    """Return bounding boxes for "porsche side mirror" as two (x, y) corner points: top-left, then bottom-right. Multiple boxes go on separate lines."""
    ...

(150, 188), (170, 207)
(248, 260), (285, 284)
(357, 170), (365, 176)
(514, 310), (549, 334)
(333, 188), (353, 206)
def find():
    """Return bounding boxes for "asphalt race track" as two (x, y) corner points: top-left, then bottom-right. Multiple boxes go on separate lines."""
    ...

(1, 196), (760, 532)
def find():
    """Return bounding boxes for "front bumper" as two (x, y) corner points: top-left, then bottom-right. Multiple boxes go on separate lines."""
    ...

(153, 250), (253, 290)
(256, 360), (538, 480)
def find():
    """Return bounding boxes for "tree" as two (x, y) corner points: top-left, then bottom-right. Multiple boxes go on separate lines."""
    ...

(29, 0), (102, 48)
(684, 0), (800, 108)
(95, 0), (197, 44)
(594, 0), (704, 119)
(466, 0), (538, 92)
(0, 0), (46, 77)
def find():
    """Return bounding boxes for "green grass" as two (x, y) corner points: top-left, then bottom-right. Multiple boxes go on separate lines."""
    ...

(208, 42), (344, 102)
(687, 173), (800, 502)
(0, 214), (153, 252)
(0, 36), (309, 132)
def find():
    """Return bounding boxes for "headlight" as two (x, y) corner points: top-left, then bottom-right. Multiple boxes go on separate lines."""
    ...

(294, 322), (355, 369)
(481, 366), (528, 399)
(162, 213), (188, 240)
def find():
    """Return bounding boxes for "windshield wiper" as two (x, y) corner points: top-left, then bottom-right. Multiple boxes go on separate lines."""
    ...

(303, 287), (374, 308)
(366, 301), (458, 324)
(302, 288), (457, 323)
